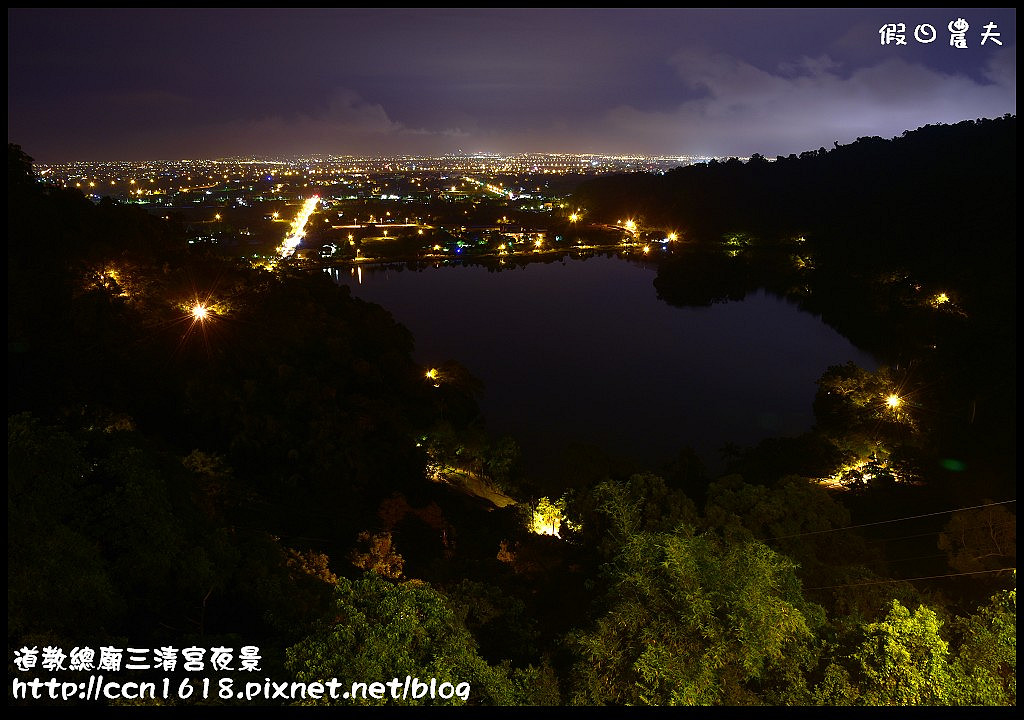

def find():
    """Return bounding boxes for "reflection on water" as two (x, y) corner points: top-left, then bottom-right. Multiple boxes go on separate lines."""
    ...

(328, 256), (878, 477)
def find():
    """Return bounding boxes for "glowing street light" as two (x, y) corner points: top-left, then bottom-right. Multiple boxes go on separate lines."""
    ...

(191, 303), (209, 321)
(885, 394), (902, 409)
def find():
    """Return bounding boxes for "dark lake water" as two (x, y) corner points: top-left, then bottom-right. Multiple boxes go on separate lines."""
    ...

(329, 255), (878, 479)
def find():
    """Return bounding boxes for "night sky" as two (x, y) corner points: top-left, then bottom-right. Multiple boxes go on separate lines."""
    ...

(7, 8), (1016, 162)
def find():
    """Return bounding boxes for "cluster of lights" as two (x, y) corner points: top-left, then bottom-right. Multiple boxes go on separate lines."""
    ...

(39, 153), (720, 206)
(818, 456), (905, 490)
(792, 254), (814, 270)
(924, 290), (967, 317)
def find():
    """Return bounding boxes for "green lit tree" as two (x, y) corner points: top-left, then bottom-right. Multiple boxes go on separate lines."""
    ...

(815, 589), (1016, 707)
(852, 600), (953, 705)
(947, 585), (1016, 705)
(285, 573), (558, 706)
(571, 473), (698, 557)
(568, 526), (822, 705)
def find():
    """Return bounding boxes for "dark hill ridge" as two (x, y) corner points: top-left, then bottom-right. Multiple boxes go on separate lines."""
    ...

(572, 115), (1015, 284)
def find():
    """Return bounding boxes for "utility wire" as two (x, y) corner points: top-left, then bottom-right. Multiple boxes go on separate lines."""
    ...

(763, 499), (1015, 542)
(805, 567), (1015, 591)
(861, 518), (1018, 546)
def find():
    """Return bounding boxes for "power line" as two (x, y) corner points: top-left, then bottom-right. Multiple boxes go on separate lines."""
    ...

(882, 552), (953, 566)
(805, 567), (1016, 591)
(764, 499), (1016, 542)
(862, 518), (1018, 546)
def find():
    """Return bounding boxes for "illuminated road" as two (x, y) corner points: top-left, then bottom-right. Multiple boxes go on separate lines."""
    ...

(276, 196), (320, 259)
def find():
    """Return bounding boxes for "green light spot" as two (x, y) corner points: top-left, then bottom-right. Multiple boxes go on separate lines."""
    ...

(940, 458), (966, 472)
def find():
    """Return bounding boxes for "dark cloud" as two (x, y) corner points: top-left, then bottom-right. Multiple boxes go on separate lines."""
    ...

(591, 46), (1018, 157)
(7, 8), (1016, 161)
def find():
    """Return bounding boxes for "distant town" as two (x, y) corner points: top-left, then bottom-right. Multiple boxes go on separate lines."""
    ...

(36, 152), (717, 265)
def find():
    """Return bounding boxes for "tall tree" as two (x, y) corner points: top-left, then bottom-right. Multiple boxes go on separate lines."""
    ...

(285, 573), (558, 706)
(568, 526), (822, 705)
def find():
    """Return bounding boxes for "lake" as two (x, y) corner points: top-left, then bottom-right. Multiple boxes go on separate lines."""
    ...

(328, 254), (878, 480)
